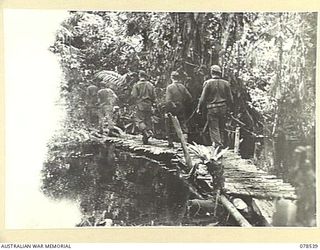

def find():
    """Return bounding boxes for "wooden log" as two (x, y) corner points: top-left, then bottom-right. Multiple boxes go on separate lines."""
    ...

(214, 189), (220, 217)
(252, 198), (274, 226)
(182, 180), (204, 200)
(219, 195), (252, 227)
(225, 191), (297, 200)
(253, 141), (260, 163)
(234, 126), (241, 154)
(168, 113), (193, 170)
(187, 199), (216, 211)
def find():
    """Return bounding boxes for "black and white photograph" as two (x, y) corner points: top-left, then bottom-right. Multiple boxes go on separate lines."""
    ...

(4, 9), (317, 229)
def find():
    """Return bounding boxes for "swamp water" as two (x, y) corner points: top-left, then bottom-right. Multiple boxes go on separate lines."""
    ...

(41, 141), (225, 226)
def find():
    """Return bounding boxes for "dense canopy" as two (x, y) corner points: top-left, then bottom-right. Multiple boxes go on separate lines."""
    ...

(51, 11), (316, 144)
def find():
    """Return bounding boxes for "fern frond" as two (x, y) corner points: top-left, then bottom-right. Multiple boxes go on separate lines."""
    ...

(213, 144), (220, 158)
(95, 70), (127, 86)
(190, 142), (228, 163)
(214, 147), (229, 161)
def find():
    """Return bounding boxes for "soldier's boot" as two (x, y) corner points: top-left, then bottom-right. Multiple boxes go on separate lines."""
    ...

(108, 128), (116, 137)
(99, 118), (106, 134)
(142, 135), (148, 145)
(167, 130), (174, 147)
(142, 130), (149, 145)
(165, 115), (174, 147)
(100, 125), (105, 134)
(167, 137), (174, 148)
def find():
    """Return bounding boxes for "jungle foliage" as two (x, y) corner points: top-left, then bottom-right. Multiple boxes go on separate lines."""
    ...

(47, 11), (317, 226)
(50, 11), (316, 142)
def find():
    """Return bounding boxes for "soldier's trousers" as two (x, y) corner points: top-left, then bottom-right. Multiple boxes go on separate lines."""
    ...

(207, 105), (227, 146)
(135, 109), (152, 133)
(86, 106), (99, 126)
(99, 105), (114, 129)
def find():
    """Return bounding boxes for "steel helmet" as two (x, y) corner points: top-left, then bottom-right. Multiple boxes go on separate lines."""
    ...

(139, 70), (148, 78)
(210, 65), (222, 74)
(170, 71), (181, 80)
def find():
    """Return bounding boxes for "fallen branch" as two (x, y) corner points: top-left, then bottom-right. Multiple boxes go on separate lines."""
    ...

(168, 113), (193, 171)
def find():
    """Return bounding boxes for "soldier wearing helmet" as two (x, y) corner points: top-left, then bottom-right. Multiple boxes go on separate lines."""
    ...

(197, 65), (233, 147)
(131, 70), (156, 144)
(86, 82), (99, 126)
(165, 71), (192, 147)
(98, 81), (118, 134)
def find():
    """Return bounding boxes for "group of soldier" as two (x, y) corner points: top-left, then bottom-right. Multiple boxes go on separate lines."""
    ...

(86, 64), (233, 148)
(86, 81), (118, 133)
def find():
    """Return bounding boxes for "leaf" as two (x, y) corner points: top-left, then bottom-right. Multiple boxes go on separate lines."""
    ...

(213, 144), (219, 158)
(215, 147), (229, 161)
(95, 70), (127, 86)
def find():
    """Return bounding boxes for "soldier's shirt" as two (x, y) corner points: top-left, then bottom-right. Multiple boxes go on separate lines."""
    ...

(199, 76), (233, 107)
(86, 85), (98, 106)
(98, 88), (117, 106)
(131, 80), (156, 103)
(166, 82), (192, 104)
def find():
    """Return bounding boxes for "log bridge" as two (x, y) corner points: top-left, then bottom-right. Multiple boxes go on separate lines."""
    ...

(89, 126), (297, 227)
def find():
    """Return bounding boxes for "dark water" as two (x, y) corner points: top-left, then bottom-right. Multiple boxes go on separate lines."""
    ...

(42, 141), (224, 226)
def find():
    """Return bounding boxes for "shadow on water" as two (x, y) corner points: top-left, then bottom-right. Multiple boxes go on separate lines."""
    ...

(41, 140), (213, 226)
